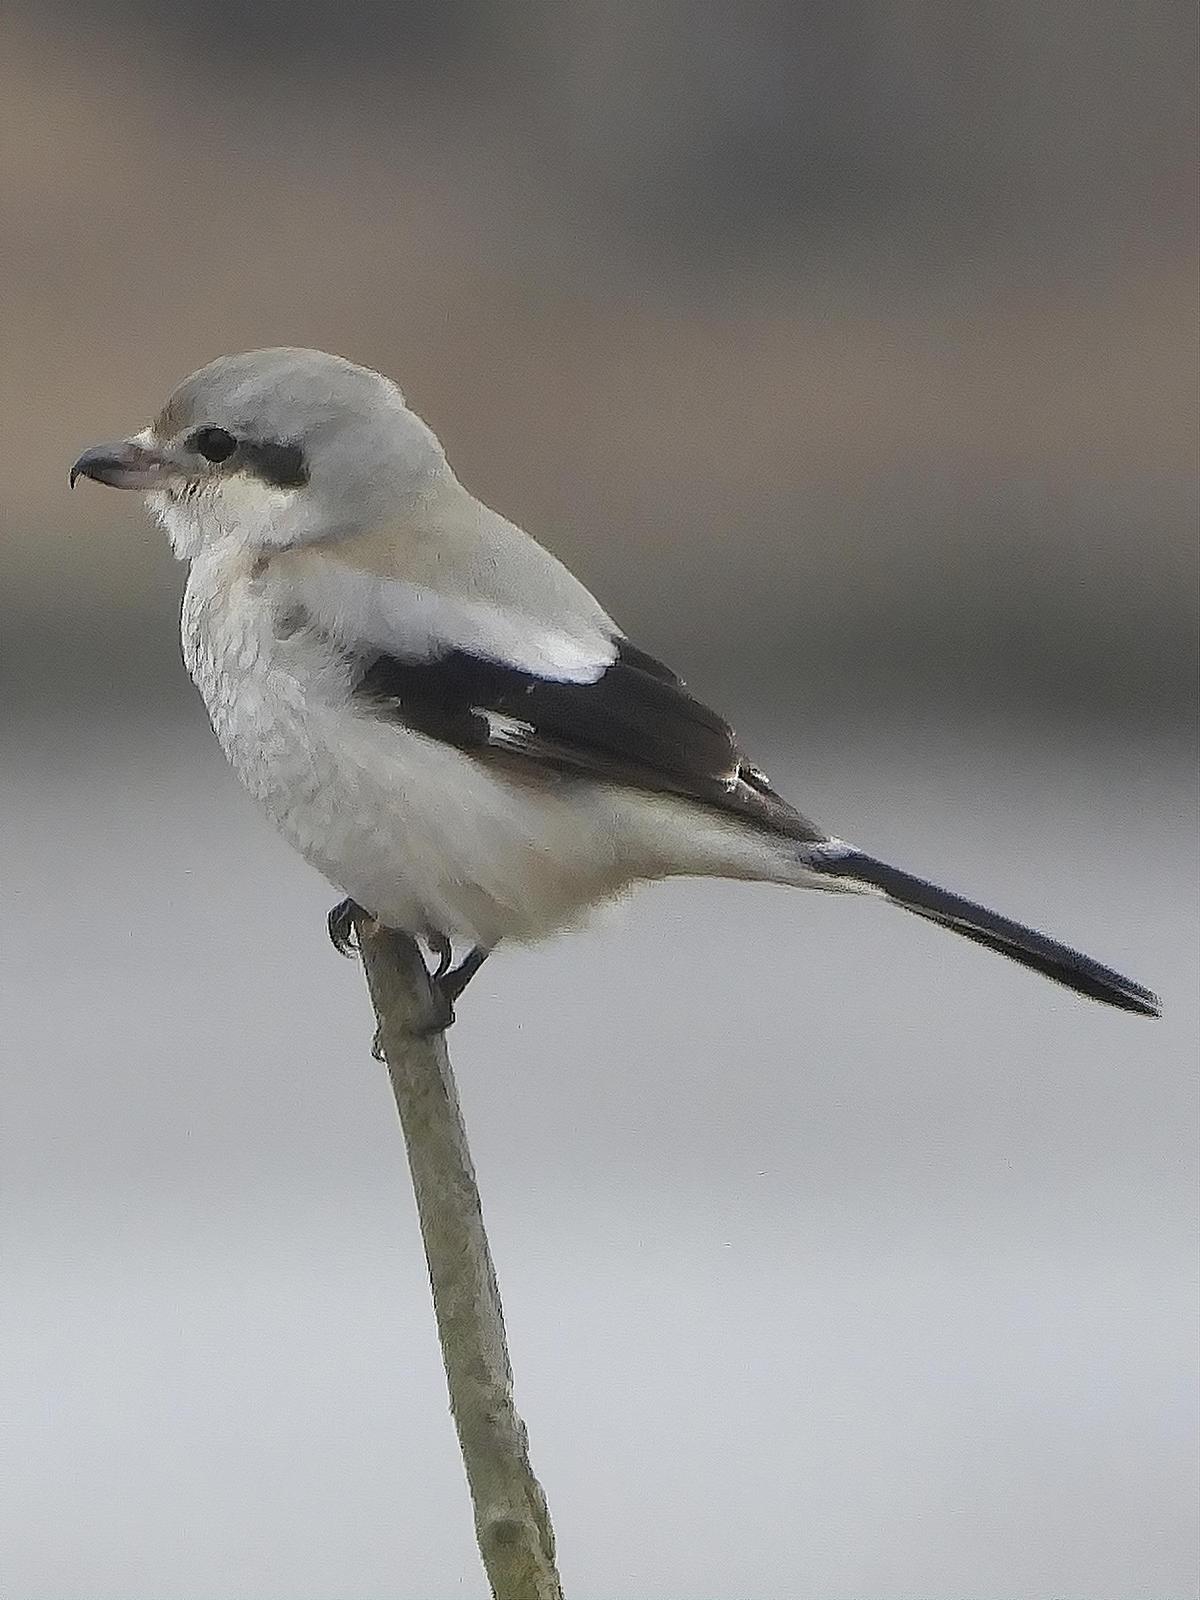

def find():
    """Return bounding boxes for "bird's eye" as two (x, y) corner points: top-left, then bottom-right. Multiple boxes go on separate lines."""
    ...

(189, 426), (238, 463)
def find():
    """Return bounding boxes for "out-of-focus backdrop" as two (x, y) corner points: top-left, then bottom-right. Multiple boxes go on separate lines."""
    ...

(2, 5), (1197, 1597)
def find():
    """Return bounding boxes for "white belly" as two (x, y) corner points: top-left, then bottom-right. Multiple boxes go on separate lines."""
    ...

(180, 553), (641, 946)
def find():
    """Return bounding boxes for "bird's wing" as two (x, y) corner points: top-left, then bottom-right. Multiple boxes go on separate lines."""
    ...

(270, 504), (823, 837)
(272, 499), (620, 681)
(353, 638), (824, 839)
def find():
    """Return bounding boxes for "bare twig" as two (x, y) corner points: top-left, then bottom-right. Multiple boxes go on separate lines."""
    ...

(352, 913), (563, 1600)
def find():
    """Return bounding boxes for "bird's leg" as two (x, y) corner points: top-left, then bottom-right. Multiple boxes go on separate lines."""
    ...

(330, 907), (490, 1038)
(328, 897), (365, 956)
(438, 945), (491, 1007)
(410, 944), (492, 1036)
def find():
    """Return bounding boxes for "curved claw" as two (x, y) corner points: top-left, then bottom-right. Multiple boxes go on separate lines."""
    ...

(409, 945), (491, 1037)
(428, 932), (454, 982)
(328, 898), (362, 956)
(438, 946), (491, 1008)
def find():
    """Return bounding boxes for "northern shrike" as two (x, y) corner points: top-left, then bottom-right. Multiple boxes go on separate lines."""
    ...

(71, 347), (1158, 1021)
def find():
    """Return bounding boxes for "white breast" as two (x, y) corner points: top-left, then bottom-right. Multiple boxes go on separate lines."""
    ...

(179, 547), (655, 946)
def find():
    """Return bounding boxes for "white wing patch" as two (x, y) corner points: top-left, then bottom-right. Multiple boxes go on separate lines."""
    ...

(279, 554), (616, 683)
(475, 710), (537, 750)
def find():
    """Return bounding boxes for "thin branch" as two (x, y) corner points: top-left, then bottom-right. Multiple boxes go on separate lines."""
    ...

(353, 914), (563, 1600)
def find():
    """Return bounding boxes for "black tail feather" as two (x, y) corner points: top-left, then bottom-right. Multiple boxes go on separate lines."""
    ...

(816, 849), (1159, 1018)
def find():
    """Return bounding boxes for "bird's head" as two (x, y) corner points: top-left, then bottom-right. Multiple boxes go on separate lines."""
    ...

(70, 347), (451, 559)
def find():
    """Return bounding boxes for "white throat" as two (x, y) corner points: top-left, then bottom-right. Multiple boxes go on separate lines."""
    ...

(147, 475), (306, 561)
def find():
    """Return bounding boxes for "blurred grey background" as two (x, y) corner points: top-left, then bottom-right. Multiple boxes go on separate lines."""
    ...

(2, 4), (1197, 1597)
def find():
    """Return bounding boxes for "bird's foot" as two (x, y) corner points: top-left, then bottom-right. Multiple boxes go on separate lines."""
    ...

(427, 932), (454, 982)
(329, 911), (489, 1042)
(328, 897), (366, 956)
(409, 943), (491, 1036)
(439, 945), (490, 1007)
(412, 987), (457, 1038)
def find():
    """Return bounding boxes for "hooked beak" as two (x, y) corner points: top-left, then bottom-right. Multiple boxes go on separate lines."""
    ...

(70, 438), (175, 491)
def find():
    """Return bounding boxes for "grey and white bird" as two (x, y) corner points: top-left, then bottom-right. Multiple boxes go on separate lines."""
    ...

(71, 347), (1158, 1021)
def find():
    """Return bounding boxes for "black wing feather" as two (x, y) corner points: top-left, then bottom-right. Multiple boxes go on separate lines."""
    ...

(348, 630), (1158, 1014)
(353, 639), (822, 837)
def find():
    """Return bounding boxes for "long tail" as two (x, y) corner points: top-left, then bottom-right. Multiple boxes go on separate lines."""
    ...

(804, 844), (1159, 1017)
